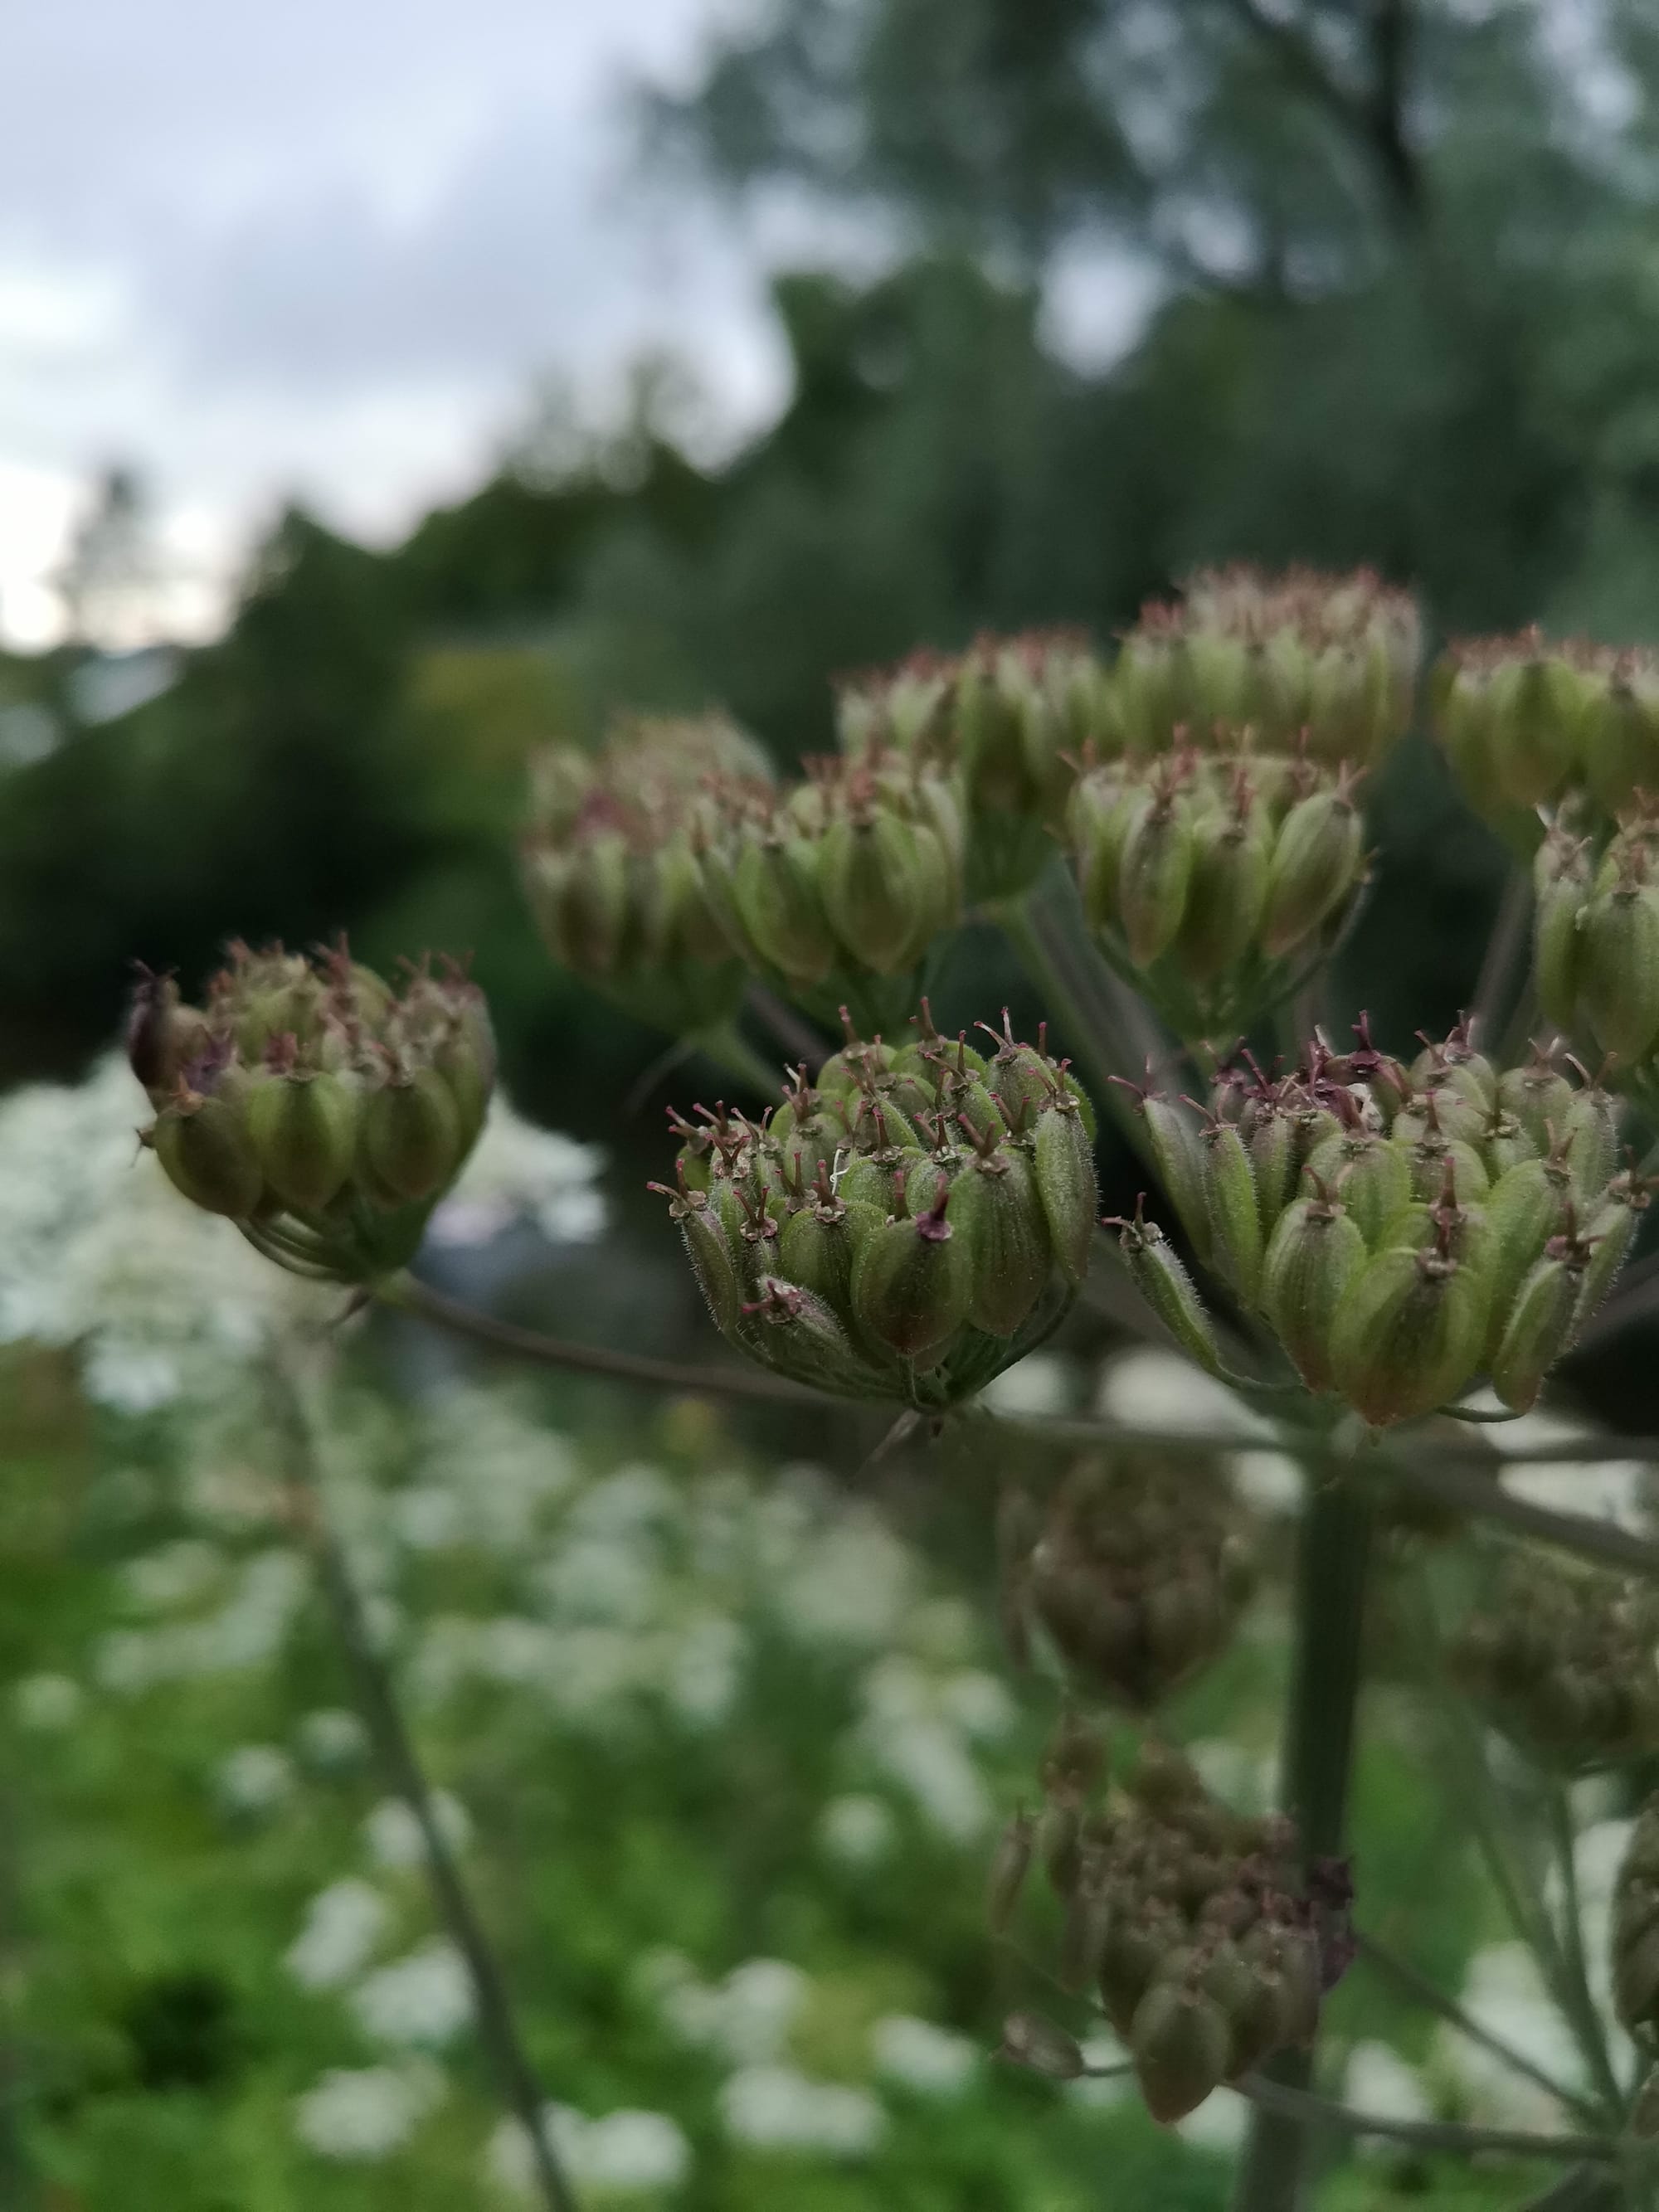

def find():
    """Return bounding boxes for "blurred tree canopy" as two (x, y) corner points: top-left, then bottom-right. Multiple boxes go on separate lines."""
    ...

(7, 0), (1659, 1111)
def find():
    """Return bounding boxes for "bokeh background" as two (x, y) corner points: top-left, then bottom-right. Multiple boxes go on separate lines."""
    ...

(5, 2), (1659, 2205)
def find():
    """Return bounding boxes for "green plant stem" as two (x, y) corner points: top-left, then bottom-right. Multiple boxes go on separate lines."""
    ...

(1355, 1932), (1604, 2126)
(376, 1280), (1659, 1578)
(377, 1273), (815, 1405)
(990, 884), (1160, 1173)
(1233, 2073), (1620, 2164)
(268, 1357), (580, 2212)
(687, 1018), (784, 1101)
(1473, 867), (1535, 1043)
(1545, 1781), (1625, 2116)
(1229, 1456), (1374, 2212)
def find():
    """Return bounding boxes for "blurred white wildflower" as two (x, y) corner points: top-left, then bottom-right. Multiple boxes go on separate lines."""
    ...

(12, 1673), (82, 1731)
(296, 1707), (371, 1772)
(351, 1937), (473, 2048)
(1545, 1816), (1635, 2035)
(659, 1958), (809, 2066)
(95, 1548), (306, 1691)
(856, 1658), (992, 1840)
(426, 1096), (604, 1249)
(935, 1670), (1016, 1741)
(1176, 2085), (1249, 2152)
(980, 1353), (1073, 1417)
(1188, 1738), (1273, 1812)
(1230, 1451), (1301, 1514)
(817, 1794), (897, 1869)
(1344, 2041), (1432, 2151)
(285, 1879), (391, 1991)
(0, 1053), (330, 1407)
(215, 1743), (295, 1816)
(777, 1513), (915, 1649)
(1064, 2030), (1132, 2111)
(293, 2062), (440, 2161)
(871, 2015), (977, 2096)
(412, 1389), (579, 1553)
(664, 1614), (747, 1728)
(0, 1056), (602, 1407)
(364, 1791), (470, 1870)
(121, 1539), (222, 1610)
(489, 2104), (692, 2197)
(719, 2065), (885, 2155)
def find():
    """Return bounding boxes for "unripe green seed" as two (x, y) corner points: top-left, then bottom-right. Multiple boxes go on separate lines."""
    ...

(1111, 1206), (1224, 1378)
(1262, 1194), (1368, 1392)
(1118, 798), (1195, 965)
(744, 1276), (871, 1393)
(1499, 1054), (1576, 1154)
(1249, 1108), (1298, 1242)
(153, 1093), (265, 1218)
(678, 1199), (743, 1337)
(1483, 1156), (1572, 1357)
(246, 1069), (358, 1212)
(1303, 1132), (1409, 1248)
(779, 1190), (881, 1322)
(1034, 1095), (1098, 1286)
(1331, 1244), (1489, 1427)
(819, 811), (929, 975)
(1172, 806), (1271, 984)
(1574, 1191), (1644, 1338)
(1579, 884), (1659, 1065)
(1535, 868), (1586, 1033)
(850, 1179), (972, 1359)
(1201, 1121), (1263, 1305)
(1131, 1981), (1231, 2125)
(1560, 1087), (1619, 1203)
(362, 1069), (465, 1206)
(1261, 785), (1363, 957)
(950, 1149), (1053, 1335)
(733, 837), (835, 987)
(1399, 1133), (1489, 1206)
(1492, 1251), (1585, 1413)
(1135, 1090), (1211, 1263)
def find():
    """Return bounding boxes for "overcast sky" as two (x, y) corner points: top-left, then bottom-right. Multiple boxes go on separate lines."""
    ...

(0, 0), (824, 645)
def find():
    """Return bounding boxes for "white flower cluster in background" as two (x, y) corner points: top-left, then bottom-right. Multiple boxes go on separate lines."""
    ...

(293, 2061), (443, 2161)
(489, 2103), (693, 2198)
(0, 1053), (605, 1409)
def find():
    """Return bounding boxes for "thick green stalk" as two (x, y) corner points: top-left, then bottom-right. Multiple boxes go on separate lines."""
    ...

(1229, 1460), (1374, 2212)
(687, 1019), (784, 1101)
(990, 885), (1158, 1173)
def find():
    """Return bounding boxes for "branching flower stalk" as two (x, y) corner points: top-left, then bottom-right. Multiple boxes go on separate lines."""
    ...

(266, 1349), (579, 2212)
(127, 562), (1659, 2210)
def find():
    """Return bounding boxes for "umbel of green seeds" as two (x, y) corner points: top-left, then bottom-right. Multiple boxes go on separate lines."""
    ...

(1452, 1551), (1659, 1777)
(1066, 740), (1369, 1038)
(1431, 628), (1659, 838)
(699, 751), (966, 1035)
(991, 1739), (1348, 2126)
(1111, 564), (1419, 768)
(129, 941), (495, 1284)
(654, 1004), (1098, 1409)
(523, 711), (767, 1038)
(1111, 1017), (1642, 1427)
(837, 632), (1103, 902)
(1531, 809), (1659, 1103)
(1009, 1454), (1258, 1711)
